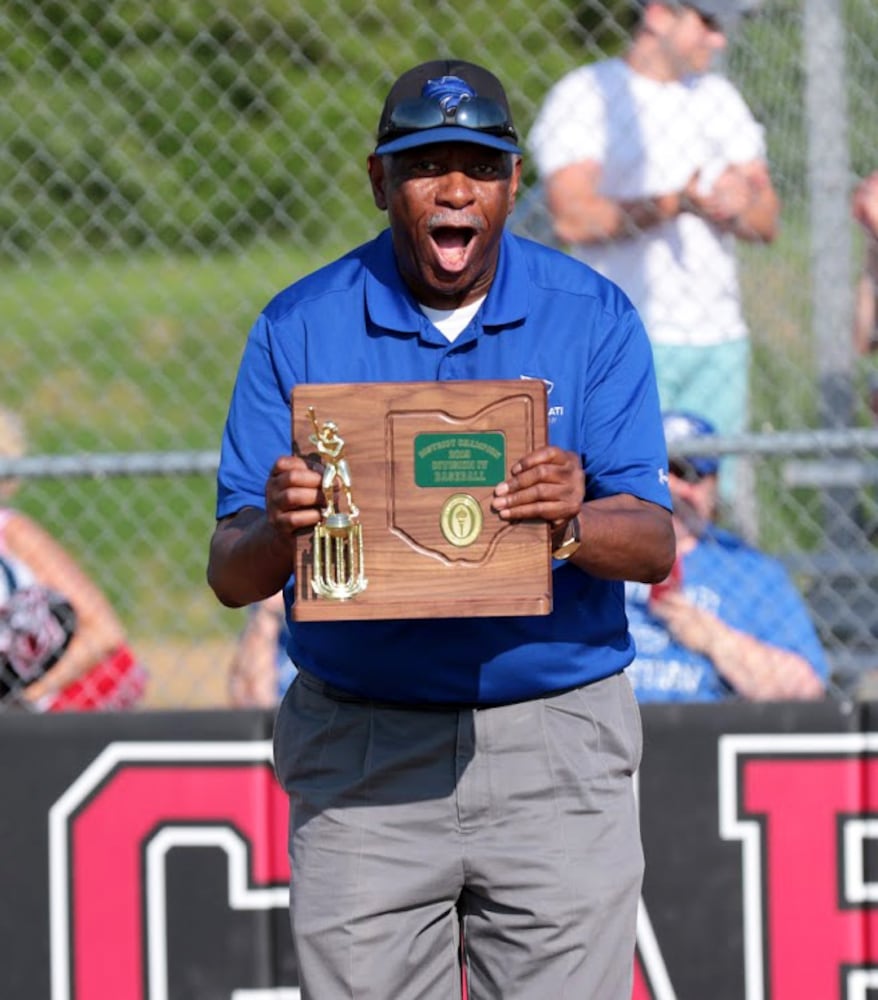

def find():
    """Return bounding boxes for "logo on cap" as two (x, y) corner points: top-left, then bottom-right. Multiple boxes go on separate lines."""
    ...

(421, 76), (477, 111)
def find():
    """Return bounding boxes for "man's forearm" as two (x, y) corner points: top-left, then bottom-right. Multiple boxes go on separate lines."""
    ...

(705, 619), (824, 700)
(207, 507), (297, 608)
(567, 496), (675, 583)
(545, 161), (683, 245)
(551, 191), (682, 245)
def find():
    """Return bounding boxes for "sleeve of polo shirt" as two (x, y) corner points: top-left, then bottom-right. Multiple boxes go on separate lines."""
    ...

(216, 312), (299, 519)
(580, 303), (671, 511)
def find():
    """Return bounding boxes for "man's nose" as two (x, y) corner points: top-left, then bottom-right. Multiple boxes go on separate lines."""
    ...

(436, 171), (475, 205)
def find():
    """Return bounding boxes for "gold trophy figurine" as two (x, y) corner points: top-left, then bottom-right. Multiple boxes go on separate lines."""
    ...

(307, 407), (367, 600)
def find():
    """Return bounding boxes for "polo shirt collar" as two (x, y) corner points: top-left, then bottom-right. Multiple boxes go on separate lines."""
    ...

(364, 228), (529, 333)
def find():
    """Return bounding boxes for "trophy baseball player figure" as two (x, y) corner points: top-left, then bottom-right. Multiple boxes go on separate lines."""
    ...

(307, 407), (367, 600)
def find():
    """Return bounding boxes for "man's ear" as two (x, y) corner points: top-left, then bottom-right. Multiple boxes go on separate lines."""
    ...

(507, 156), (523, 217)
(367, 154), (388, 210)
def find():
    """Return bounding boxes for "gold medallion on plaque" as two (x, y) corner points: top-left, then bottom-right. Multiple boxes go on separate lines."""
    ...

(439, 493), (483, 547)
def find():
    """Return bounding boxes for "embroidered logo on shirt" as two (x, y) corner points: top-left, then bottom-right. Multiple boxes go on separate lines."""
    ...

(520, 374), (564, 422)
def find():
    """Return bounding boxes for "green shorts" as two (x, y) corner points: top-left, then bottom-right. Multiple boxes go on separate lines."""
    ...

(651, 338), (750, 437)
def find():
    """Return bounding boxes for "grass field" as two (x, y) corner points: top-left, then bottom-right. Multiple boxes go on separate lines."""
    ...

(2, 237), (350, 671)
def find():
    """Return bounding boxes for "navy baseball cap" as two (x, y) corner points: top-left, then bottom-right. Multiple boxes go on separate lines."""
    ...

(662, 410), (720, 478)
(375, 60), (522, 157)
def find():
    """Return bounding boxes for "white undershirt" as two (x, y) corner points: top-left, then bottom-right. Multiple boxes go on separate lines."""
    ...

(420, 295), (486, 342)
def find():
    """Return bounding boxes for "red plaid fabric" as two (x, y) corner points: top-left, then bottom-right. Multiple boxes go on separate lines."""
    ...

(47, 645), (147, 711)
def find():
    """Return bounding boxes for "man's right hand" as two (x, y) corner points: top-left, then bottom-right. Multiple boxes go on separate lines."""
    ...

(207, 456), (324, 608)
(265, 455), (324, 539)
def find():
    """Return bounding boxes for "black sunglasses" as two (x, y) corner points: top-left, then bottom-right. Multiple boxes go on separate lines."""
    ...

(669, 459), (706, 484)
(688, 6), (724, 32)
(381, 96), (518, 142)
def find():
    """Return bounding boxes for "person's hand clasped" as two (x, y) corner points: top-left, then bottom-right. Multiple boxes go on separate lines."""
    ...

(492, 446), (585, 535)
(649, 590), (716, 656)
(684, 166), (751, 226)
(264, 455), (324, 538)
(853, 171), (878, 239)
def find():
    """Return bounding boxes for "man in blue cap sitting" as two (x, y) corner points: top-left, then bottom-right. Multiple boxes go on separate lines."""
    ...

(626, 410), (829, 701)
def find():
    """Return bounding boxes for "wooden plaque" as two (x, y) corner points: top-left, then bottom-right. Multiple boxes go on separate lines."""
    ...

(291, 380), (551, 621)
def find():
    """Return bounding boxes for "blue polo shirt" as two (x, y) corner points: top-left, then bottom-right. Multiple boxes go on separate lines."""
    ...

(216, 228), (671, 704)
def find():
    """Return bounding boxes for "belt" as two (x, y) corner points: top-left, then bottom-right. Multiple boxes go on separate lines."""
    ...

(298, 669), (474, 711)
(296, 668), (604, 712)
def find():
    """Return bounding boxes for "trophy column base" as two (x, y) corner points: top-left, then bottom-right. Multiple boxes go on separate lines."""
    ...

(311, 515), (367, 601)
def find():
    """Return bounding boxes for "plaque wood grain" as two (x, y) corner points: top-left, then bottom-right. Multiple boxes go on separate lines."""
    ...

(291, 380), (551, 621)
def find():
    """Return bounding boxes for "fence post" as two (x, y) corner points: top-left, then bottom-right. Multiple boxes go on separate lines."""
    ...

(804, 0), (858, 545)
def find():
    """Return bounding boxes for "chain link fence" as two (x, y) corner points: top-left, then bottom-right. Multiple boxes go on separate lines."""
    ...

(1, 0), (877, 707)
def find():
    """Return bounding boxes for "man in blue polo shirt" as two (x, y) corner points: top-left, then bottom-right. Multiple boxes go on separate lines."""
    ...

(627, 409), (829, 701)
(208, 59), (674, 1000)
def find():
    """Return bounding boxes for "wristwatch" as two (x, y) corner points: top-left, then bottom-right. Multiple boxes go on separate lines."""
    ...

(552, 514), (582, 560)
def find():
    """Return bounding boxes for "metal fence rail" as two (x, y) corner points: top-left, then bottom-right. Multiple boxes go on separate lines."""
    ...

(2, 432), (877, 702)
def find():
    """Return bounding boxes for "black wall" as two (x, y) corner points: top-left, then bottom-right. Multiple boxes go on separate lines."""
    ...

(1, 699), (868, 1000)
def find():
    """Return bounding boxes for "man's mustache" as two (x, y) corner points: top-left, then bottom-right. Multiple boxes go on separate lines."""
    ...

(427, 213), (486, 233)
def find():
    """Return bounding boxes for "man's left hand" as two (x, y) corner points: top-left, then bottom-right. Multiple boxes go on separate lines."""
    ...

(492, 446), (584, 533)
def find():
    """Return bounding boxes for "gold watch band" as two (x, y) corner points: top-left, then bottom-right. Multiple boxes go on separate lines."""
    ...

(552, 514), (582, 560)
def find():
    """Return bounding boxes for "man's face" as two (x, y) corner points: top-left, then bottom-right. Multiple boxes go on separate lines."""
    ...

(668, 461), (719, 538)
(368, 142), (521, 309)
(658, 4), (727, 76)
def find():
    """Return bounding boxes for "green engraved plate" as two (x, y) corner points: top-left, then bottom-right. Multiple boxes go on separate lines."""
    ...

(414, 432), (506, 488)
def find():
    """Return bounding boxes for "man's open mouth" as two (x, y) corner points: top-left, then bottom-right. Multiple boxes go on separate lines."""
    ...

(430, 225), (477, 271)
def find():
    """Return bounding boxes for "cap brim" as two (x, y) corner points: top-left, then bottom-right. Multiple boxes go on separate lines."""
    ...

(690, 459), (719, 477)
(375, 126), (522, 156)
(689, 3), (738, 32)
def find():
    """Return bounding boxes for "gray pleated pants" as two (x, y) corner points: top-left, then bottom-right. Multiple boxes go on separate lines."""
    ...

(273, 669), (643, 1000)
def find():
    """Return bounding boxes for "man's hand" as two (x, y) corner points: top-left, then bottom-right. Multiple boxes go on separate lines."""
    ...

(682, 162), (778, 242)
(208, 454), (324, 608)
(265, 455), (324, 538)
(491, 445), (584, 538)
(685, 166), (752, 226)
(649, 590), (715, 654)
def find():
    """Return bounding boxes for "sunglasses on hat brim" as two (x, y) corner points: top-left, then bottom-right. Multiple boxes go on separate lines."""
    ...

(378, 95), (518, 145)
